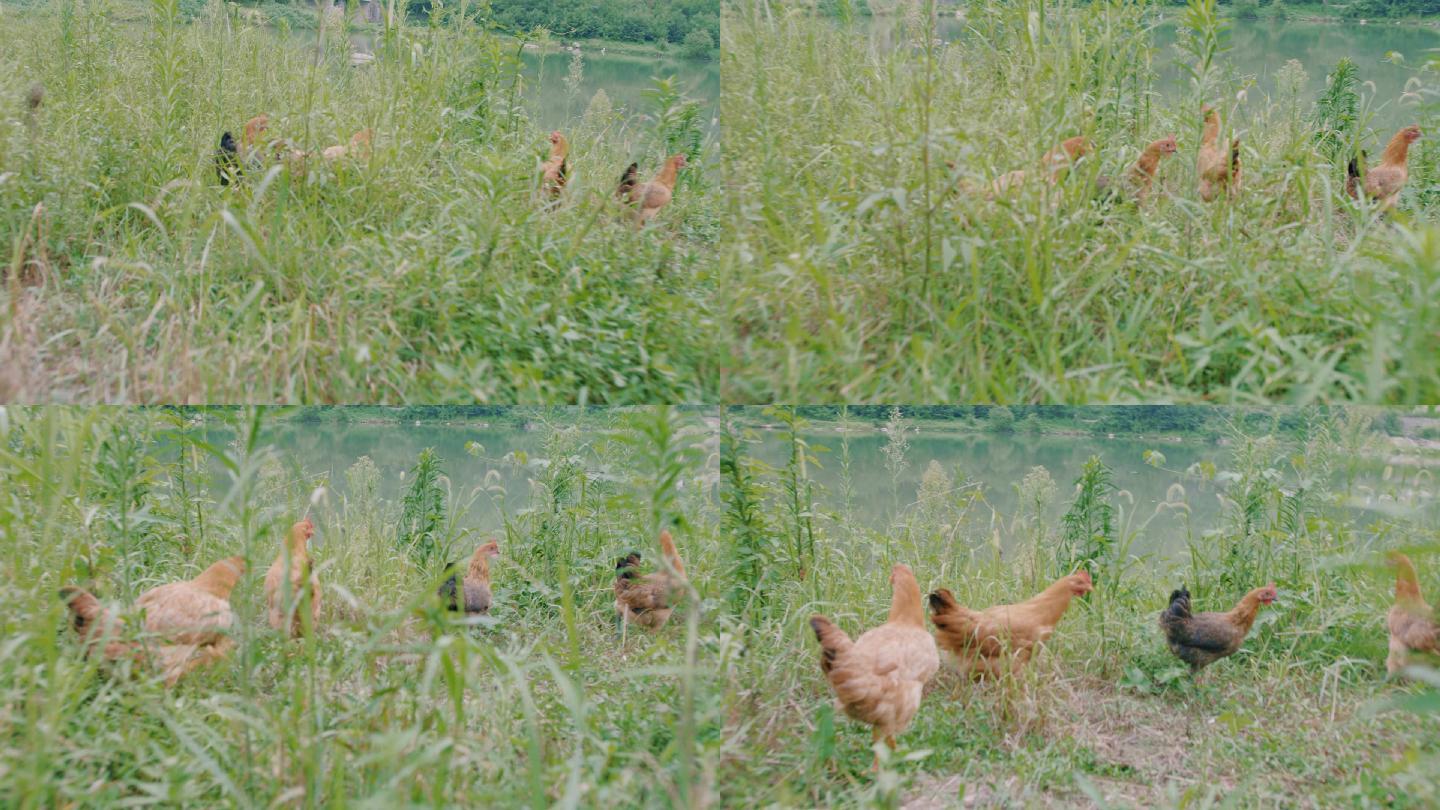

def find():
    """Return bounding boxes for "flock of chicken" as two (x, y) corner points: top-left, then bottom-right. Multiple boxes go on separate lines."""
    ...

(55, 514), (1438, 774)
(812, 553), (1436, 769)
(58, 521), (689, 685)
(214, 115), (689, 225)
(965, 105), (1422, 209)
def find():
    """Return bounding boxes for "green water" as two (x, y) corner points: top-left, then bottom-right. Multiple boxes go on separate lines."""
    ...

(750, 427), (1439, 561)
(203, 421), (550, 538)
(1152, 17), (1440, 130)
(519, 48), (719, 136)
(861, 14), (1439, 130)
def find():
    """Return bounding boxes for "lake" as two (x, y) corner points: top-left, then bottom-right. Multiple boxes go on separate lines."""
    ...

(858, 14), (1440, 130)
(190, 416), (721, 546)
(1152, 17), (1440, 131)
(746, 426), (1440, 563)
(200, 420), (547, 539)
(519, 47), (720, 137)
(325, 29), (718, 139)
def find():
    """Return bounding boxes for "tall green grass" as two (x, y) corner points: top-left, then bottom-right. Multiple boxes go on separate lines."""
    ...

(721, 0), (1440, 403)
(0, 0), (718, 403)
(0, 406), (724, 806)
(714, 406), (1440, 806)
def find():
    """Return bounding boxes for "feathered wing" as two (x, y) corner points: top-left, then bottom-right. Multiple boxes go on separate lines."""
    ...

(136, 583), (236, 645)
(637, 182), (674, 216)
(1364, 165), (1406, 203)
(1389, 607), (1439, 654)
(462, 581), (493, 614)
(616, 576), (670, 612)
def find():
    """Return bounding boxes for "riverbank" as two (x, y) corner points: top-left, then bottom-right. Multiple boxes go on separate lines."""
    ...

(731, 407), (1439, 444)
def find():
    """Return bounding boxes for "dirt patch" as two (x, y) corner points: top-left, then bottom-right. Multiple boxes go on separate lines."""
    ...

(903, 674), (1240, 808)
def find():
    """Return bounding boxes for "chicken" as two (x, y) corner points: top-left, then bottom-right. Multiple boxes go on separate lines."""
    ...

(321, 128), (374, 161)
(61, 555), (246, 685)
(1044, 135), (1093, 173)
(928, 570), (1093, 680)
(1358, 125), (1422, 209)
(1345, 150), (1367, 200)
(1197, 105), (1240, 201)
(438, 539), (500, 615)
(617, 154), (688, 226)
(265, 518), (322, 637)
(1125, 136), (1178, 201)
(614, 530), (686, 630)
(215, 132), (241, 185)
(1230, 138), (1242, 194)
(1159, 583), (1277, 673)
(987, 135), (1092, 196)
(242, 114), (271, 157)
(809, 563), (939, 769)
(541, 131), (569, 199)
(215, 114), (272, 186)
(1385, 552), (1438, 676)
(140, 560), (245, 685)
(58, 587), (144, 668)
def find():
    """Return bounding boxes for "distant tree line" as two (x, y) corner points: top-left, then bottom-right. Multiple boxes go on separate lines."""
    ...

(485, 0), (719, 57)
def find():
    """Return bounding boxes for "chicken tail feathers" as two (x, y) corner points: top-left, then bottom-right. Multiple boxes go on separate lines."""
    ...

(59, 586), (106, 636)
(926, 588), (960, 615)
(809, 615), (853, 675)
(658, 530), (685, 579)
(436, 569), (462, 611)
(1345, 151), (1364, 199)
(216, 132), (240, 186)
(59, 586), (136, 663)
(1164, 586), (1193, 621)
(615, 552), (642, 581)
(617, 162), (638, 199)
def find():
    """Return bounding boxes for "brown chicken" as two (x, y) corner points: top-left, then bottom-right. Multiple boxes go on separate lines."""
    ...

(928, 570), (1093, 680)
(810, 564), (939, 769)
(58, 587), (144, 668)
(1386, 553), (1438, 675)
(1159, 583), (1277, 673)
(541, 131), (570, 199)
(617, 154), (688, 226)
(1125, 136), (1178, 201)
(988, 135), (1092, 196)
(614, 530), (687, 630)
(1197, 105), (1241, 201)
(1356, 125), (1422, 210)
(321, 128), (374, 161)
(242, 114), (270, 156)
(265, 518), (322, 637)
(438, 539), (500, 615)
(61, 555), (246, 685)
